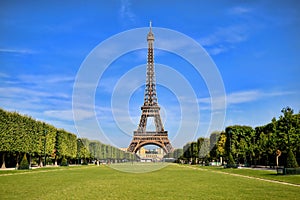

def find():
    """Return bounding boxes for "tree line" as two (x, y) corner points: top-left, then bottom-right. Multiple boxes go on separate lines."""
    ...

(173, 107), (300, 168)
(0, 108), (136, 169)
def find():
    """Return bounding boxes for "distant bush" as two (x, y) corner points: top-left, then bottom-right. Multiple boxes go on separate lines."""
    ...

(82, 159), (88, 165)
(18, 154), (29, 170)
(61, 157), (68, 166)
(286, 149), (299, 168)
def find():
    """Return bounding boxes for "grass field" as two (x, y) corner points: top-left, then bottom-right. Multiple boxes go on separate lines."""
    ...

(197, 166), (300, 185)
(0, 164), (299, 200)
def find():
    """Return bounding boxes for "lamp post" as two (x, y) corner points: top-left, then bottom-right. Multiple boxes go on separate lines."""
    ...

(44, 129), (47, 167)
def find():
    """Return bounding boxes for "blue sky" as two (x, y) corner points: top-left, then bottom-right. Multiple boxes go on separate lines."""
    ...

(1, 0), (299, 148)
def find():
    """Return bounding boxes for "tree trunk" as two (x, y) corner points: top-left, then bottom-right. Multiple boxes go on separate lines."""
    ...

(276, 155), (279, 167)
(29, 154), (31, 169)
(1, 153), (6, 169)
(39, 156), (43, 167)
(15, 153), (20, 169)
(54, 155), (57, 167)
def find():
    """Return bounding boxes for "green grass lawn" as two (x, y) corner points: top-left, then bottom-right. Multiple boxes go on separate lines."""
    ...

(198, 166), (300, 185)
(0, 164), (299, 200)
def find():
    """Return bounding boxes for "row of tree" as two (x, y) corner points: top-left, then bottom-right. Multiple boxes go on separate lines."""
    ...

(178, 107), (300, 168)
(0, 108), (136, 168)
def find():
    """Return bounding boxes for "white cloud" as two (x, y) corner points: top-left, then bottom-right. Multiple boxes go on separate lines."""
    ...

(0, 48), (36, 54)
(207, 46), (228, 55)
(0, 74), (74, 101)
(119, 0), (136, 24)
(0, 72), (75, 122)
(44, 109), (95, 121)
(0, 73), (10, 78)
(199, 24), (249, 55)
(198, 89), (296, 110)
(200, 25), (248, 47)
(227, 90), (261, 104)
(18, 74), (74, 84)
(229, 6), (252, 15)
(0, 86), (69, 100)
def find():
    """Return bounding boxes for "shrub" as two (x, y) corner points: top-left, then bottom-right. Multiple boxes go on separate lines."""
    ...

(286, 149), (299, 168)
(82, 159), (88, 165)
(286, 168), (300, 174)
(18, 154), (29, 170)
(61, 157), (68, 166)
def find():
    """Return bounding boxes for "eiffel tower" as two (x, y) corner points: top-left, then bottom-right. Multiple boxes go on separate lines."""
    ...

(127, 22), (173, 153)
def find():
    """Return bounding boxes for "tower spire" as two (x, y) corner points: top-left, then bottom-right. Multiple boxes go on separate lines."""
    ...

(147, 21), (154, 42)
(145, 20), (156, 106)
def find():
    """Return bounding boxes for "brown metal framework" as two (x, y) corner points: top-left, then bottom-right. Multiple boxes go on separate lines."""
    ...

(127, 22), (173, 153)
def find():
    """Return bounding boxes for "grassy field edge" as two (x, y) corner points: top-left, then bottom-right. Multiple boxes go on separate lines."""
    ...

(193, 165), (300, 185)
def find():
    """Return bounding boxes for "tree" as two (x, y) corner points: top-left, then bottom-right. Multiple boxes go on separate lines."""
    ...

(227, 152), (235, 167)
(198, 138), (210, 165)
(0, 109), (12, 168)
(77, 138), (90, 164)
(275, 107), (300, 167)
(216, 131), (226, 164)
(190, 142), (198, 164)
(225, 126), (254, 165)
(18, 154), (29, 170)
(61, 156), (68, 166)
(183, 143), (192, 163)
(1, 108), (139, 167)
(209, 131), (221, 162)
(55, 130), (77, 165)
(210, 131), (221, 150)
(286, 149), (298, 168)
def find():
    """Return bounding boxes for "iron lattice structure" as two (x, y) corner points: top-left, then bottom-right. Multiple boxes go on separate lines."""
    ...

(127, 22), (173, 153)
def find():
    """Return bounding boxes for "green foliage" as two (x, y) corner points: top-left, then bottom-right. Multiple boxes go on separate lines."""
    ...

(182, 137), (210, 164)
(198, 138), (210, 160)
(89, 140), (103, 159)
(286, 149), (299, 168)
(184, 107), (300, 167)
(216, 131), (226, 157)
(60, 157), (68, 166)
(225, 125), (254, 161)
(226, 152), (236, 167)
(209, 131), (221, 160)
(0, 108), (133, 168)
(0, 108), (56, 167)
(164, 148), (183, 161)
(55, 129), (77, 159)
(18, 154), (29, 170)
(77, 138), (90, 161)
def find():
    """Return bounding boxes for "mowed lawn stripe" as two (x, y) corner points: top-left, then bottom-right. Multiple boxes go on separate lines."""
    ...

(0, 164), (299, 200)
(0, 166), (92, 176)
(181, 165), (300, 187)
